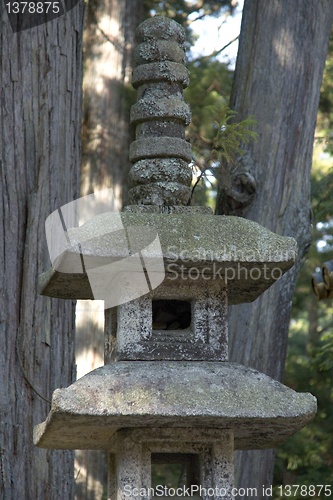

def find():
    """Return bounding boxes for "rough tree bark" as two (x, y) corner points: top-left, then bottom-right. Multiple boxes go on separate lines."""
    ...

(81, 0), (144, 204)
(75, 1), (143, 498)
(216, 0), (333, 495)
(0, 6), (85, 500)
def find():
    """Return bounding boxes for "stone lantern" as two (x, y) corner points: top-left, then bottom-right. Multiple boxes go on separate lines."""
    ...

(34, 16), (316, 499)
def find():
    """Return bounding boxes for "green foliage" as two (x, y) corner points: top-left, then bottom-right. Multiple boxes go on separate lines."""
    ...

(142, 2), (248, 207)
(144, 0), (235, 40)
(143, 1), (236, 52)
(311, 170), (333, 225)
(273, 321), (333, 493)
(182, 58), (258, 206)
(206, 104), (258, 165)
(188, 101), (258, 205)
(314, 330), (333, 372)
(185, 58), (233, 130)
(151, 463), (184, 488)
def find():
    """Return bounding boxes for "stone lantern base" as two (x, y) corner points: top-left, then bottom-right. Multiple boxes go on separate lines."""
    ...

(108, 428), (234, 500)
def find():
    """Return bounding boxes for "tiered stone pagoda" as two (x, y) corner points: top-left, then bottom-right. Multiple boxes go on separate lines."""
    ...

(34, 16), (316, 499)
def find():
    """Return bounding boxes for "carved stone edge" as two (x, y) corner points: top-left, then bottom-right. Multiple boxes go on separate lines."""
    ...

(33, 361), (316, 451)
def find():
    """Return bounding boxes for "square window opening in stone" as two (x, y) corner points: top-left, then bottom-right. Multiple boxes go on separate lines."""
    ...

(152, 300), (191, 331)
(151, 453), (200, 489)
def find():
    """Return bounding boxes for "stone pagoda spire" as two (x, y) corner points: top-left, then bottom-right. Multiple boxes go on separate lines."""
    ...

(34, 15), (316, 500)
(128, 16), (192, 206)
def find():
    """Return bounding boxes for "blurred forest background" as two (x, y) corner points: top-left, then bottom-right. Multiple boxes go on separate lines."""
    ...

(74, 1), (333, 499)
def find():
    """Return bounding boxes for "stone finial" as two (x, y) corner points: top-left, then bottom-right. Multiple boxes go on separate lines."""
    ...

(128, 16), (193, 206)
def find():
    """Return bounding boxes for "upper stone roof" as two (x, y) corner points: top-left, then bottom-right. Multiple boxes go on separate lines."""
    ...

(39, 211), (297, 304)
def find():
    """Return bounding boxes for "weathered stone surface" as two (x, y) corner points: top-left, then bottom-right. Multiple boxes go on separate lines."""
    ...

(129, 137), (192, 162)
(135, 120), (186, 139)
(135, 16), (185, 44)
(38, 212), (297, 304)
(109, 286), (228, 362)
(129, 159), (192, 185)
(109, 428), (234, 500)
(128, 183), (191, 205)
(34, 362), (316, 450)
(134, 40), (185, 65)
(130, 98), (191, 125)
(123, 205), (212, 214)
(132, 62), (190, 88)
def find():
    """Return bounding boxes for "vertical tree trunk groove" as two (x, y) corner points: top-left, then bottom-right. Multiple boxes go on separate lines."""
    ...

(216, 1), (333, 495)
(82, 0), (144, 205)
(0, 6), (85, 499)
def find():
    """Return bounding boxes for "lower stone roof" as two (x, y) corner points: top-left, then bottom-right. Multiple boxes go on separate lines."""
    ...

(34, 361), (316, 451)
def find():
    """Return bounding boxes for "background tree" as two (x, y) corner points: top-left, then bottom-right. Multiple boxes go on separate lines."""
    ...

(215, 0), (333, 496)
(82, 0), (144, 204)
(272, 45), (333, 495)
(0, 5), (85, 500)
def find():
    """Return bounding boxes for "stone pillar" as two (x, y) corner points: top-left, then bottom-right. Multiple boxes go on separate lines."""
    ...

(108, 429), (234, 500)
(109, 430), (151, 500)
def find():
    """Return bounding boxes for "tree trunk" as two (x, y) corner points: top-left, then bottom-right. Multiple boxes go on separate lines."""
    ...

(0, 7), (85, 500)
(75, 1), (143, 498)
(216, 0), (333, 495)
(81, 0), (144, 204)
